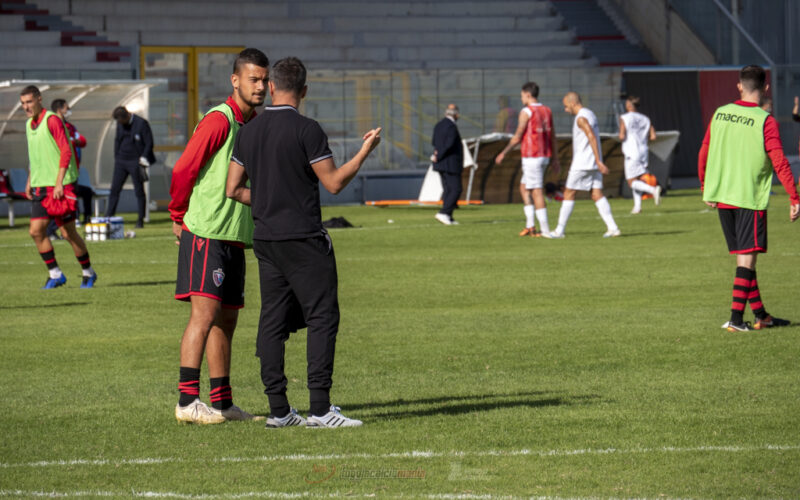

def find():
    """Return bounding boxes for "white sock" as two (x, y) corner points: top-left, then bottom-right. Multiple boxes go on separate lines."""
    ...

(49, 267), (63, 279)
(632, 190), (642, 212)
(631, 179), (656, 195)
(535, 208), (550, 234)
(82, 267), (95, 277)
(554, 200), (575, 234)
(523, 204), (535, 228)
(594, 197), (618, 232)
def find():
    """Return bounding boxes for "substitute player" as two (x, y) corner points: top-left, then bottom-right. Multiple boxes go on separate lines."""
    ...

(20, 86), (96, 289)
(495, 82), (559, 237)
(52, 98), (92, 225)
(550, 92), (620, 238)
(227, 57), (381, 428)
(699, 65), (799, 332)
(168, 48), (269, 424)
(618, 96), (661, 214)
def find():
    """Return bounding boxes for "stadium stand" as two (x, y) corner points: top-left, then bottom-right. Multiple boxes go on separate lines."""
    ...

(7, 0), (599, 70)
(0, 0), (675, 210)
(550, 0), (654, 66)
(0, 0), (131, 78)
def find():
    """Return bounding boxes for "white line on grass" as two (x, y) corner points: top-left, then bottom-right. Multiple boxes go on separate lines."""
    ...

(0, 490), (683, 499)
(0, 490), (538, 499)
(2, 444), (797, 469)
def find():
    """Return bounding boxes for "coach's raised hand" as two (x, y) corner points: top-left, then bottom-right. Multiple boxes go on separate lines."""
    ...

(313, 127), (382, 195)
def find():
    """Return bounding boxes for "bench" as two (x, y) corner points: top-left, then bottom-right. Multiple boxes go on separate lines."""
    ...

(76, 168), (111, 217)
(1, 168), (111, 226)
(0, 168), (29, 227)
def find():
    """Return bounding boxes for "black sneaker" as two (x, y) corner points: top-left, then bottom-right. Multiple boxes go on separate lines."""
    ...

(721, 321), (753, 332)
(754, 315), (790, 330)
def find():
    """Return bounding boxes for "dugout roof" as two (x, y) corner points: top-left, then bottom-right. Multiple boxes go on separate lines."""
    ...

(0, 79), (165, 189)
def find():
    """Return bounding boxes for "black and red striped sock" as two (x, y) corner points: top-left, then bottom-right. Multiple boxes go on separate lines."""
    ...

(730, 267), (752, 324)
(209, 376), (232, 410)
(748, 272), (767, 320)
(39, 250), (58, 271)
(178, 366), (200, 407)
(76, 252), (91, 270)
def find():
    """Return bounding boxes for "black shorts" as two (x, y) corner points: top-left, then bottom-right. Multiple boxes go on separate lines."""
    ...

(175, 228), (246, 308)
(718, 207), (767, 254)
(31, 185), (77, 226)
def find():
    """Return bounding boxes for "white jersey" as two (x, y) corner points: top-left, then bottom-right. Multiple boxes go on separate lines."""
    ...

(620, 111), (651, 161)
(570, 107), (601, 171)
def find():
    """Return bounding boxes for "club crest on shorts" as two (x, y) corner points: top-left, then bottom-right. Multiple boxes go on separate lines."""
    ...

(212, 268), (225, 287)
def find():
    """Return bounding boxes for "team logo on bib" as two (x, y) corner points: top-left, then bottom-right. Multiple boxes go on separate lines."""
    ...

(212, 268), (225, 287)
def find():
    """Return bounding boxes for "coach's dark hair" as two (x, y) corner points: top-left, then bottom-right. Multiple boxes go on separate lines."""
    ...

(271, 57), (307, 95)
(522, 82), (539, 98)
(20, 85), (41, 98)
(627, 95), (641, 108)
(740, 65), (767, 92)
(112, 106), (130, 121)
(233, 48), (269, 75)
(51, 98), (67, 112)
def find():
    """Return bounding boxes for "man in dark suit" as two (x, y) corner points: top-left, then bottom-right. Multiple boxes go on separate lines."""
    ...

(431, 103), (463, 225)
(106, 106), (156, 227)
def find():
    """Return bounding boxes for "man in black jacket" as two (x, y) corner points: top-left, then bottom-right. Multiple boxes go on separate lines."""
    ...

(431, 104), (463, 225)
(106, 106), (156, 227)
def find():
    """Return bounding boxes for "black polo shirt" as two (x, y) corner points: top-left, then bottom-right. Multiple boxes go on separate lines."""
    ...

(231, 105), (333, 241)
(116, 121), (139, 161)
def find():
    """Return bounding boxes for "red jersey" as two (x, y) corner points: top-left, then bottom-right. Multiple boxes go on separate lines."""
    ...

(521, 103), (553, 158)
(64, 121), (86, 167)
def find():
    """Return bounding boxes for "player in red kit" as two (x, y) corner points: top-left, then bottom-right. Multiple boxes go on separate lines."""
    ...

(495, 82), (559, 237)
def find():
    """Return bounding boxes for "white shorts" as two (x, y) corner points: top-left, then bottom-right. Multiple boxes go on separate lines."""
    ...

(624, 156), (648, 180)
(565, 169), (603, 192)
(520, 157), (549, 189)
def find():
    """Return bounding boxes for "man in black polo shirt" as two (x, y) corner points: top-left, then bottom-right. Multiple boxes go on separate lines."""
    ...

(226, 57), (381, 428)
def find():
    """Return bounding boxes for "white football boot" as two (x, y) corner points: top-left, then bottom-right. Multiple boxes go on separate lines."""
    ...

(307, 405), (363, 428)
(265, 407), (307, 428)
(653, 185), (662, 206)
(175, 399), (226, 424)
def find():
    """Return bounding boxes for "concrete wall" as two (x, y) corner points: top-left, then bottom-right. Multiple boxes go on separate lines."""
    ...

(611, 0), (715, 65)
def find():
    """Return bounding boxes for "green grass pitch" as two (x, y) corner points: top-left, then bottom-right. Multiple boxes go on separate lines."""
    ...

(1, 189), (799, 498)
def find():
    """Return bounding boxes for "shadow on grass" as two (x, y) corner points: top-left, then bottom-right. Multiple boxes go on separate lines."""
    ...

(618, 230), (691, 237)
(105, 280), (175, 288)
(351, 392), (603, 420)
(345, 390), (549, 412)
(0, 301), (89, 310)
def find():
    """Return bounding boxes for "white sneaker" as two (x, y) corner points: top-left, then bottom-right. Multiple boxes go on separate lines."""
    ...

(220, 404), (265, 421)
(435, 213), (452, 225)
(630, 208), (641, 215)
(175, 399), (226, 425)
(603, 228), (621, 238)
(307, 405), (363, 428)
(653, 185), (662, 206)
(265, 407), (307, 428)
(548, 231), (565, 239)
